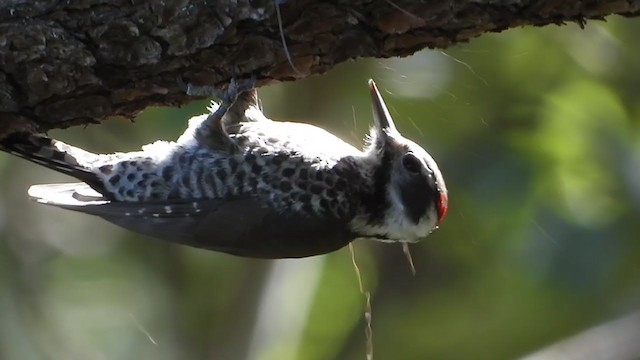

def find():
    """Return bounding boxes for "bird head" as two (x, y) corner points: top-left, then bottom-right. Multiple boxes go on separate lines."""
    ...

(352, 80), (448, 242)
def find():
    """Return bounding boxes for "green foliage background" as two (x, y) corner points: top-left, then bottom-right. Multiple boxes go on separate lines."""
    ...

(2, 18), (640, 359)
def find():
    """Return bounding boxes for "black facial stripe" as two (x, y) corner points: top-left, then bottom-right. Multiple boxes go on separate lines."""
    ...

(400, 172), (437, 224)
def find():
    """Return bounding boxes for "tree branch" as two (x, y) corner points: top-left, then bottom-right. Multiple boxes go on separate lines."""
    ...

(0, 0), (637, 135)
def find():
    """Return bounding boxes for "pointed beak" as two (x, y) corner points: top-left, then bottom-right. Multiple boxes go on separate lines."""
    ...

(368, 79), (398, 132)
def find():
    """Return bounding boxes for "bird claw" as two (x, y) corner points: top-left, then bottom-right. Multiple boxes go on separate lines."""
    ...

(216, 76), (257, 105)
(204, 75), (258, 138)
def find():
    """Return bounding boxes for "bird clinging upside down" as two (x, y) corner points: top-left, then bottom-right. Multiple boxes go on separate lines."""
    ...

(0, 80), (447, 258)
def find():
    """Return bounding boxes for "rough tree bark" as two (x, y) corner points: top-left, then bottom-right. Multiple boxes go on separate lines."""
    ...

(0, 0), (637, 136)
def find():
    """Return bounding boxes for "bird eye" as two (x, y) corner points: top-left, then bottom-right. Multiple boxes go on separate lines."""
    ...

(401, 153), (422, 174)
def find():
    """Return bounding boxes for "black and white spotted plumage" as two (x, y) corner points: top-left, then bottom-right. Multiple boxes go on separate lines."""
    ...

(0, 80), (448, 258)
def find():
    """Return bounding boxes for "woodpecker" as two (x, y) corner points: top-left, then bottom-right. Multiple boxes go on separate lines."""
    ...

(0, 80), (448, 258)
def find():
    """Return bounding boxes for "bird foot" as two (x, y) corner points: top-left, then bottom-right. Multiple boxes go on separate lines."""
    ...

(215, 76), (257, 105)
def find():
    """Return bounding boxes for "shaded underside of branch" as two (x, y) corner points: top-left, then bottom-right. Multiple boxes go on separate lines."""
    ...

(0, 0), (637, 135)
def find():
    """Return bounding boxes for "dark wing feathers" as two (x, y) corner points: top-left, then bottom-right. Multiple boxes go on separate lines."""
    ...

(28, 183), (354, 258)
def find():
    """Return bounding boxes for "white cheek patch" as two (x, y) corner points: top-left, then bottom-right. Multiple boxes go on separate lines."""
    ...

(393, 174), (437, 234)
(383, 185), (437, 240)
(388, 180), (405, 217)
(349, 179), (437, 242)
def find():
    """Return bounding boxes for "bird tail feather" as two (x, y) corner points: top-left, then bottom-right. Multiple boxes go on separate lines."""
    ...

(0, 134), (105, 194)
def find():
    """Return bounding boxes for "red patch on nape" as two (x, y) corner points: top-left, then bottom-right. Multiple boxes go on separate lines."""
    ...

(437, 192), (448, 225)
